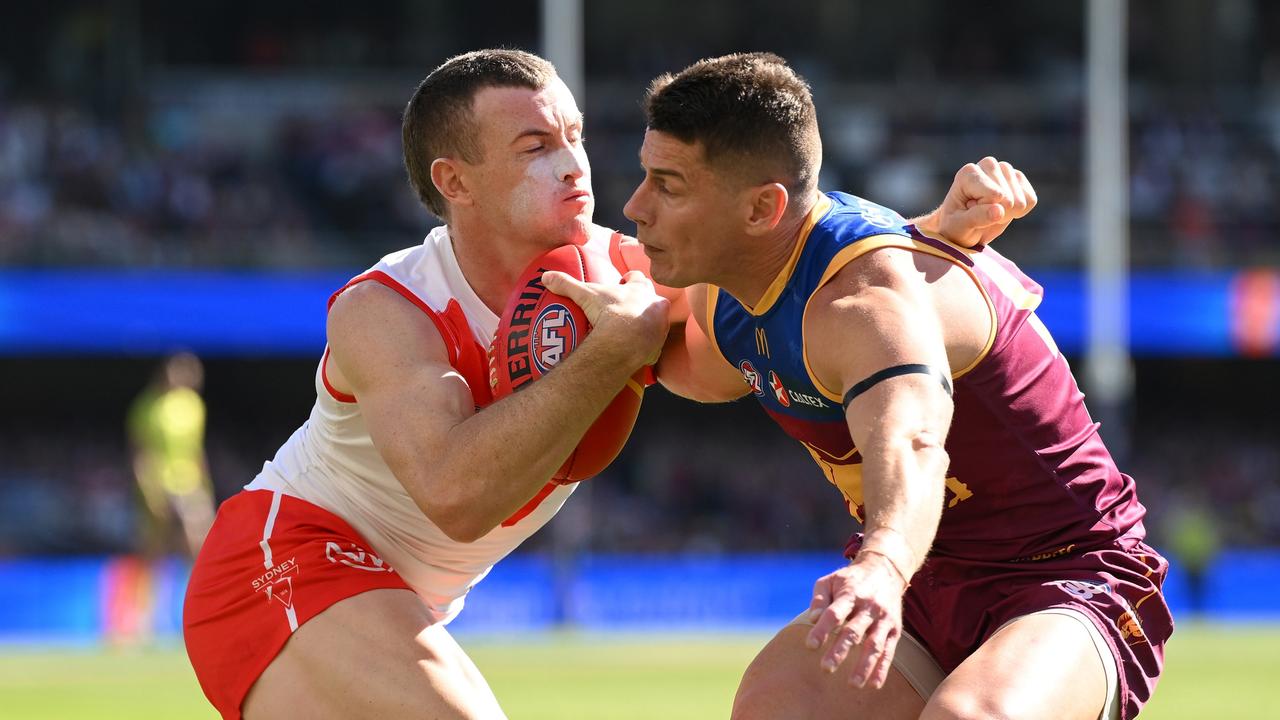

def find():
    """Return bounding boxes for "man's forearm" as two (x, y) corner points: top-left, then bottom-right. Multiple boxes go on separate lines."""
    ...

(425, 333), (642, 539)
(856, 430), (949, 581)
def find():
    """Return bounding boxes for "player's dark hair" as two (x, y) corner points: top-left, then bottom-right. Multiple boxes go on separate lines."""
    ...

(403, 49), (557, 220)
(643, 52), (821, 194)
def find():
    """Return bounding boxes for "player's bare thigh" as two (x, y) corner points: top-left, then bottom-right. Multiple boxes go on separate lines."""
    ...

(731, 621), (926, 720)
(921, 611), (1110, 720)
(243, 588), (505, 720)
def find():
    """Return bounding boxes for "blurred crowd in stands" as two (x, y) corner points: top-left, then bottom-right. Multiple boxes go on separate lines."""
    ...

(3, 0), (1280, 270)
(2, 91), (1278, 270)
(0, 98), (422, 267)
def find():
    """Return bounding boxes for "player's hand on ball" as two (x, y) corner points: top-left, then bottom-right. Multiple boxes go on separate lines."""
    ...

(804, 552), (909, 689)
(543, 269), (670, 366)
(933, 156), (1038, 248)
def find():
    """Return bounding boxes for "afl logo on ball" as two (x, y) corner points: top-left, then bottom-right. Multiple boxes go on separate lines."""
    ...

(532, 304), (577, 373)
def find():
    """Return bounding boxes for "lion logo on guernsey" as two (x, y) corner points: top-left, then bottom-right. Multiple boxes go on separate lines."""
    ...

(739, 360), (765, 396)
(532, 304), (577, 374)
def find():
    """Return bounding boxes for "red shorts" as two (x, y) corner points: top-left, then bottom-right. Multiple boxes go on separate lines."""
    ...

(846, 537), (1173, 720)
(184, 489), (411, 720)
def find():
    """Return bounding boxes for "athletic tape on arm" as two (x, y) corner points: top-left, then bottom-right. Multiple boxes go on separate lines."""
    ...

(841, 364), (953, 410)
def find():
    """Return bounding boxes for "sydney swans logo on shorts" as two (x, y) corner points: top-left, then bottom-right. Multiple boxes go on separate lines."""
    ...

(532, 304), (577, 373)
(251, 556), (299, 608)
(325, 542), (394, 573)
(739, 360), (765, 396)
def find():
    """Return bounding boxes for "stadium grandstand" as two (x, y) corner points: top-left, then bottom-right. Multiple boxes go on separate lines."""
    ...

(1, 2), (1277, 718)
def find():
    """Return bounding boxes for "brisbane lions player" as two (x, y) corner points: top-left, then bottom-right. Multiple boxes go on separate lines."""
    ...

(612, 54), (1172, 720)
(183, 49), (1032, 720)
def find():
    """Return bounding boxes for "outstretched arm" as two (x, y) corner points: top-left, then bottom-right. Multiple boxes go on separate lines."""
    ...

(910, 156), (1038, 247)
(650, 157), (1034, 402)
(800, 246), (990, 688)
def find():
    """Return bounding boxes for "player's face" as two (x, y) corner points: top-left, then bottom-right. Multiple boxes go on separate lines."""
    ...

(624, 130), (741, 288)
(467, 78), (593, 248)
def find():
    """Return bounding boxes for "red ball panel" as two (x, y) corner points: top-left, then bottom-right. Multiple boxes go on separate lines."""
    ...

(488, 244), (644, 482)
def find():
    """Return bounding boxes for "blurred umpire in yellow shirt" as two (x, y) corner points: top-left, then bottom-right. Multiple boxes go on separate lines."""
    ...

(128, 352), (215, 557)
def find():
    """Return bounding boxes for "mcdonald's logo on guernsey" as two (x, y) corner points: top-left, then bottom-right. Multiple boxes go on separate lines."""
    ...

(755, 327), (770, 357)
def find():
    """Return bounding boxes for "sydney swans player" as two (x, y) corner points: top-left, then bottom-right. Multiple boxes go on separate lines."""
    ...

(183, 50), (667, 720)
(183, 49), (1035, 720)
(618, 55), (1171, 720)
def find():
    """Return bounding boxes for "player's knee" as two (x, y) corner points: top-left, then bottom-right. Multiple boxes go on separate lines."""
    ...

(730, 670), (781, 719)
(731, 659), (812, 720)
(731, 690), (798, 720)
(921, 685), (1021, 720)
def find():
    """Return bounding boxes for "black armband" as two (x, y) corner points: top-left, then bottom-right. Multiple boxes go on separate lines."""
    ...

(841, 364), (953, 409)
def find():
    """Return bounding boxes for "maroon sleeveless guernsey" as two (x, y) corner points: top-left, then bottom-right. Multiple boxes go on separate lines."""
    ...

(708, 192), (1149, 562)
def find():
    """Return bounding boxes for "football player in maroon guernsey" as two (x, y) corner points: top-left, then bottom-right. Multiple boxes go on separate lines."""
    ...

(606, 53), (1168, 720)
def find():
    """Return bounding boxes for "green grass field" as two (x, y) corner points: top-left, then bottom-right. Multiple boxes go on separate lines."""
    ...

(0, 623), (1275, 719)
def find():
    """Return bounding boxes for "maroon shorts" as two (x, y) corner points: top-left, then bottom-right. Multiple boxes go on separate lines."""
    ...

(845, 537), (1172, 720)
(184, 489), (411, 720)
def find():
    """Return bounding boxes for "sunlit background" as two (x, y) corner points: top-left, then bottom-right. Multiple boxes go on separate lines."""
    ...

(1, 1), (1277, 718)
